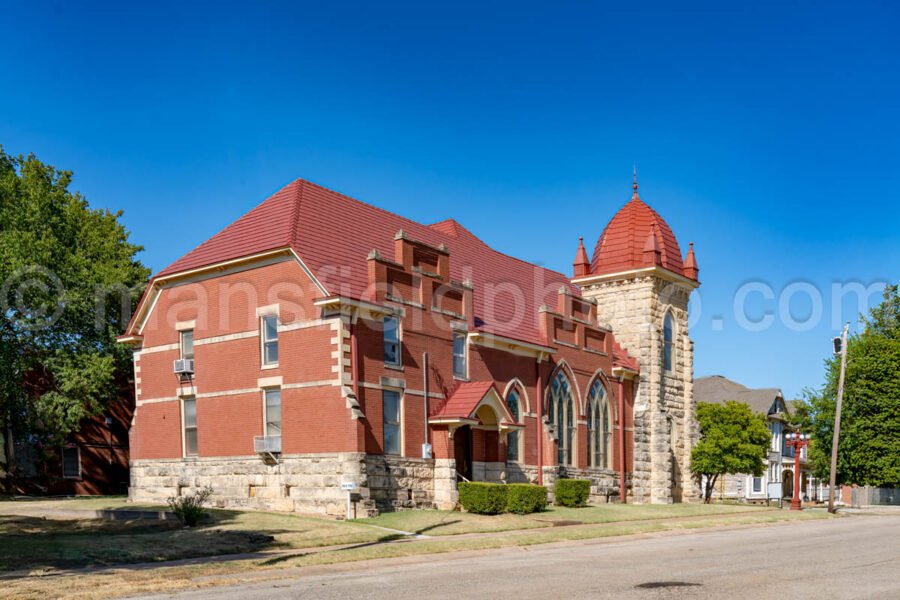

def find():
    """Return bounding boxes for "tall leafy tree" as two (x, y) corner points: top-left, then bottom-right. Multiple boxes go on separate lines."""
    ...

(0, 147), (149, 485)
(803, 284), (900, 487)
(691, 401), (771, 503)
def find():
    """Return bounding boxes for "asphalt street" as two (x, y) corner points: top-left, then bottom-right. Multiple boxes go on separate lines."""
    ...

(132, 514), (900, 599)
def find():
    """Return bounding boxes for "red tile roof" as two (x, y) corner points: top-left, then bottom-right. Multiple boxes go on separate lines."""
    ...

(156, 178), (581, 345)
(431, 381), (497, 420)
(590, 186), (694, 281)
(611, 339), (640, 372)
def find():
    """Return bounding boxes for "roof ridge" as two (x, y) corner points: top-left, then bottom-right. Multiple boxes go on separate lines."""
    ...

(289, 179), (304, 248)
(298, 179), (577, 293)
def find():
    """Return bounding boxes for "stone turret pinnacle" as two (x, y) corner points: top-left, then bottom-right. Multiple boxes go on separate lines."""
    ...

(683, 242), (699, 280)
(573, 237), (590, 277)
(642, 222), (662, 266)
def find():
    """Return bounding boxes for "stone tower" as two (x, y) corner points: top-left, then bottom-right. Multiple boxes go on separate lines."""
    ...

(573, 177), (700, 503)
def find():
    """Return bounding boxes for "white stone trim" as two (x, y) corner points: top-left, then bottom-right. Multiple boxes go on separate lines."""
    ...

(278, 318), (330, 332)
(135, 342), (179, 356)
(127, 249), (328, 337)
(256, 304), (280, 317)
(139, 380), (340, 406)
(283, 379), (343, 389)
(501, 378), (531, 415)
(175, 320), (195, 331)
(197, 388), (257, 399)
(137, 396), (179, 406)
(468, 331), (555, 358)
(195, 330), (258, 346)
(360, 381), (443, 399)
(572, 265), (699, 289)
(258, 376), (283, 388)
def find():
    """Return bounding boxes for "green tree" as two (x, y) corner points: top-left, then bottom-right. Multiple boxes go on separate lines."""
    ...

(803, 284), (900, 487)
(0, 147), (149, 486)
(691, 401), (771, 503)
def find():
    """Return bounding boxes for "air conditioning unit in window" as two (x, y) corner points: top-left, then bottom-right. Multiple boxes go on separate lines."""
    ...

(254, 435), (282, 454)
(173, 359), (194, 375)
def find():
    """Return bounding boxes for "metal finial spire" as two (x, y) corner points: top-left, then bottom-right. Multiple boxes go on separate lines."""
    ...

(633, 165), (638, 191)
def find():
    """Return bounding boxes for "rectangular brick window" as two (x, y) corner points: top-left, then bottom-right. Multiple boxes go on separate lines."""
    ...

(453, 332), (467, 379)
(264, 388), (282, 438)
(383, 316), (400, 366)
(61, 446), (81, 479)
(261, 315), (279, 366)
(180, 329), (194, 360)
(183, 396), (198, 456)
(383, 389), (401, 455)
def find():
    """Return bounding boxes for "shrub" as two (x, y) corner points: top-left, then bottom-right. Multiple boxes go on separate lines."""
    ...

(167, 485), (214, 526)
(555, 479), (591, 507)
(458, 482), (509, 514)
(506, 483), (548, 514)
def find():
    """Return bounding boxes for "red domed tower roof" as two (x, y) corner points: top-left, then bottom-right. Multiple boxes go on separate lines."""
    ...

(589, 177), (695, 281)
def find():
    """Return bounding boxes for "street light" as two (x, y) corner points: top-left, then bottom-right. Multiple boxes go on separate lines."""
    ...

(785, 432), (810, 511)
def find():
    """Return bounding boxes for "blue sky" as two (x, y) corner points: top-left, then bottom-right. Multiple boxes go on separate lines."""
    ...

(2, 1), (898, 399)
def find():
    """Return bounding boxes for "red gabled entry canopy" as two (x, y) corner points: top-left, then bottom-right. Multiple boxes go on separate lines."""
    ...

(430, 382), (522, 432)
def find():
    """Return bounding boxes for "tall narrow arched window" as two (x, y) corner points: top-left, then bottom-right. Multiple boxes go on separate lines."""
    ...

(549, 370), (575, 466)
(663, 312), (675, 372)
(506, 389), (521, 462)
(587, 379), (613, 468)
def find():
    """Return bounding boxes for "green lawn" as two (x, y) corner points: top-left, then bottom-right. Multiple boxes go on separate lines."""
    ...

(359, 502), (773, 536)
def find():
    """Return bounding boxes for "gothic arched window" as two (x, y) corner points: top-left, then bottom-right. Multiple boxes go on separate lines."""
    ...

(663, 312), (675, 372)
(586, 378), (613, 468)
(548, 370), (575, 466)
(506, 388), (522, 462)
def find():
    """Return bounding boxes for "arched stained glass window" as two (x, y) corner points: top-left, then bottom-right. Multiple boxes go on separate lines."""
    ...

(506, 389), (521, 462)
(549, 370), (575, 466)
(587, 378), (613, 468)
(663, 313), (675, 372)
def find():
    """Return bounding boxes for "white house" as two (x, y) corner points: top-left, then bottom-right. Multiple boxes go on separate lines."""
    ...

(695, 376), (820, 503)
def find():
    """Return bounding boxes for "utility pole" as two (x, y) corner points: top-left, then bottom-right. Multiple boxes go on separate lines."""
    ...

(827, 322), (849, 514)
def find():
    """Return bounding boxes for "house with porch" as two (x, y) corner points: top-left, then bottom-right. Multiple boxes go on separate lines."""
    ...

(695, 375), (824, 503)
(119, 176), (700, 515)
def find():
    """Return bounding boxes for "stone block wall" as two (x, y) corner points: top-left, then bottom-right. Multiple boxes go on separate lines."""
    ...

(507, 462), (628, 504)
(365, 455), (438, 512)
(564, 466), (623, 503)
(131, 452), (459, 517)
(580, 273), (700, 504)
(472, 460), (506, 483)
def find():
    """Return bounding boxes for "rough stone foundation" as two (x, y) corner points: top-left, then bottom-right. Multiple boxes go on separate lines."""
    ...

(506, 462), (628, 504)
(365, 455), (457, 512)
(130, 453), (458, 517)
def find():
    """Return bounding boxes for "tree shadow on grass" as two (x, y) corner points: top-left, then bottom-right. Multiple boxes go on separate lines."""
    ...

(0, 514), (273, 574)
(256, 516), (465, 567)
(257, 533), (408, 567)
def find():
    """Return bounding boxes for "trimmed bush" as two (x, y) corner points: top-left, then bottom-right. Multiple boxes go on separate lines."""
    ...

(458, 482), (509, 515)
(555, 478), (591, 507)
(506, 483), (548, 514)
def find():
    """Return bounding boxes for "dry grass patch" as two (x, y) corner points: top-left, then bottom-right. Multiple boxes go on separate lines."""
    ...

(0, 508), (387, 574)
(0, 509), (832, 600)
(0, 514), (270, 572)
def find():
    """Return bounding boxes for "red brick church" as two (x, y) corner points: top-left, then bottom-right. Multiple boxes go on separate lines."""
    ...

(119, 176), (700, 515)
